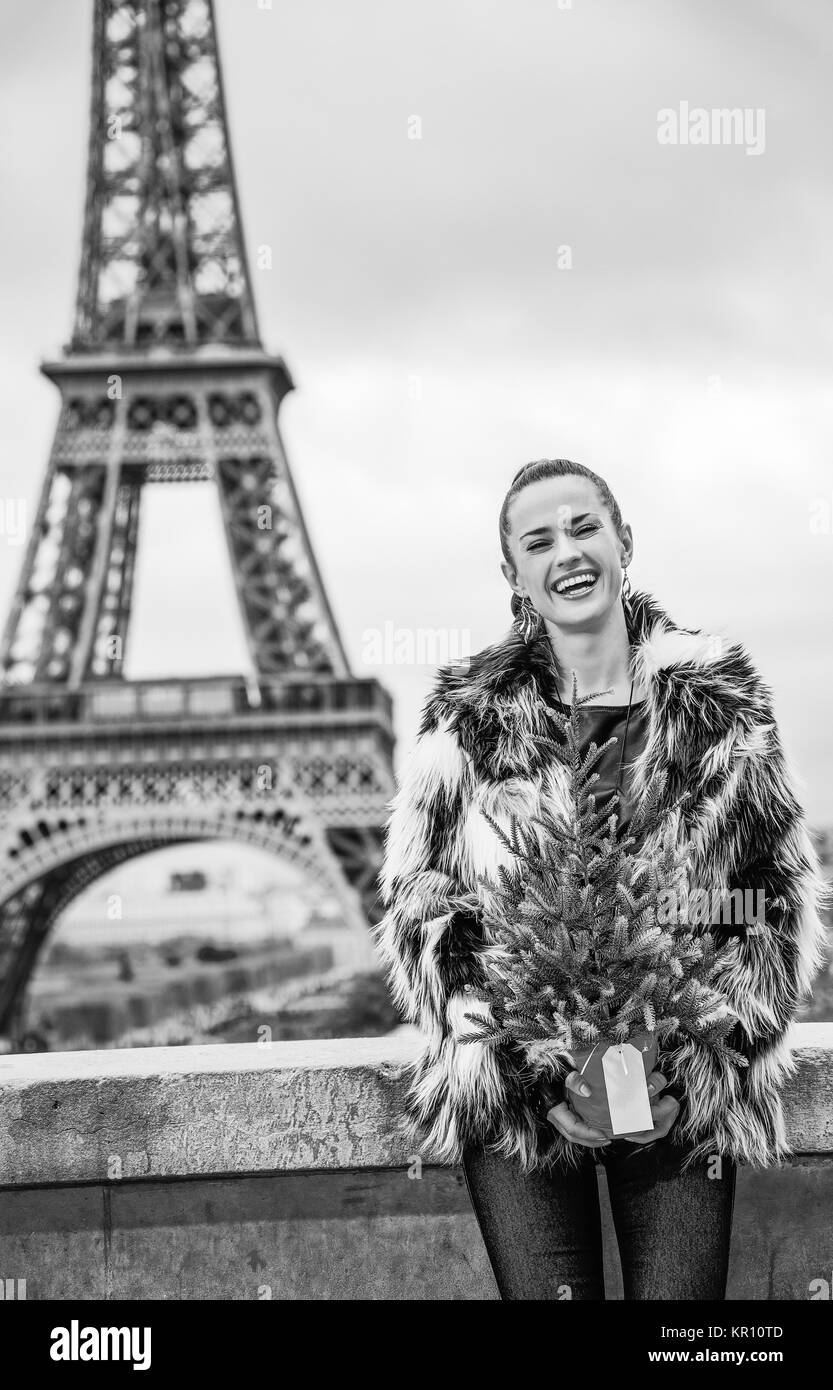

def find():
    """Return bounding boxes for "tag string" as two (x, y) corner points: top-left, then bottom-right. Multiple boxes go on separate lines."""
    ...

(580, 1042), (630, 1076)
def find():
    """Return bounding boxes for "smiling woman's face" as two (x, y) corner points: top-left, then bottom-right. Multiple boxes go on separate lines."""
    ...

(502, 474), (633, 631)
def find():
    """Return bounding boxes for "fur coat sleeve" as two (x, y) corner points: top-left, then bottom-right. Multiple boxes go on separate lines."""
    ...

(661, 647), (833, 1168)
(372, 702), (568, 1169)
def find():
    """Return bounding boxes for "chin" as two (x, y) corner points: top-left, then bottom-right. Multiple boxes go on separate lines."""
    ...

(549, 594), (610, 625)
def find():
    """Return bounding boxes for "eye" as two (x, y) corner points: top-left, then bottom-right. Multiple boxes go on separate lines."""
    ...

(574, 522), (600, 536)
(527, 540), (551, 551)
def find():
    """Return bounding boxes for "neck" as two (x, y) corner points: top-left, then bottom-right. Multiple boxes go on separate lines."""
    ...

(544, 605), (635, 701)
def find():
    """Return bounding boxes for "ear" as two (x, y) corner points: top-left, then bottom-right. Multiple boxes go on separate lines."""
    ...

(619, 522), (634, 567)
(500, 557), (522, 596)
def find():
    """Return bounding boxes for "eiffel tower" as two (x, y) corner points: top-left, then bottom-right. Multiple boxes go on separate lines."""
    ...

(0, 0), (395, 1033)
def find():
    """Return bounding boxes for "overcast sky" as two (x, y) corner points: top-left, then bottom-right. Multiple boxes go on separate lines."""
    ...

(1, 0), (832, 822)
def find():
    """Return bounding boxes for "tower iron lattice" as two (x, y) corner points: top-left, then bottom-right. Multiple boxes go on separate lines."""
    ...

(0, 0), (395, 1032)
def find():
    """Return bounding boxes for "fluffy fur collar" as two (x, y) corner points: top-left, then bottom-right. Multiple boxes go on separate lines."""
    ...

(422, 587), (772, 791)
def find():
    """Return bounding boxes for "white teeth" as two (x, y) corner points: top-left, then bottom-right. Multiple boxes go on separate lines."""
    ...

(555, 572), (598, 594)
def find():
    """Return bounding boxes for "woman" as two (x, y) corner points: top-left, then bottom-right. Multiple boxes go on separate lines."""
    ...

(373, 458), (830, 1300)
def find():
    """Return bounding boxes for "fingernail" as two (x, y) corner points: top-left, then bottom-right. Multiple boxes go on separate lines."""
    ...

(579, 1084), (591, 1098)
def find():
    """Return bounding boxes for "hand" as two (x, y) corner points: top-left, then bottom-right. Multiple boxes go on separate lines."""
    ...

(545, 1069), (680, 1148)
(617, 1071), (680, 1144)
(544, 1068), (612, 1148)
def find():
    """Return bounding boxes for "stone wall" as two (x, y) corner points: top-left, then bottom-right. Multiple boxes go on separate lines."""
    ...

(0, 1026), (831, 1299)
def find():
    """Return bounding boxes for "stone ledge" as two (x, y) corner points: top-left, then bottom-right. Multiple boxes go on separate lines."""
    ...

(0, 1024), (831, 1188)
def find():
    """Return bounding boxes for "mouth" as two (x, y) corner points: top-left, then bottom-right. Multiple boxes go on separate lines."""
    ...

(552, 570), (600, 599)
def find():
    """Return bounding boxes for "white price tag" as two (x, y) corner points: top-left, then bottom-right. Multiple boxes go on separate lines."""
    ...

(602, 1042), (654, 1135)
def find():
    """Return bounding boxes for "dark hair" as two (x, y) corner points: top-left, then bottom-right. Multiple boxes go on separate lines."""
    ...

(499, 458), (626, 628)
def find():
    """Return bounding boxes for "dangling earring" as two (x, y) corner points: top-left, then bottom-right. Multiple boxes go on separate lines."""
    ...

(514, 594), (540, 643)
(621, 567), (634, 626)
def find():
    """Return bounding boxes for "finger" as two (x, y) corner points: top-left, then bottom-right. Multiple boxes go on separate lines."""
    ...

(620, 1097), (680, 1143)
(646, 1070), (667, 1096)
(548, 1103), (611, 1147)
(642, 1111), (677, 1142)
(622, 1122), (667, 1143)
(651, 1096), (679, 1120)
(631, 1102), (680, 1142)
(564, 1070), (592, 1099)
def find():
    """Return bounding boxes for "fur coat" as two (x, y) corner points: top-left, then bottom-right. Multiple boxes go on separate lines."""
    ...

(373, 589), (832, 1173)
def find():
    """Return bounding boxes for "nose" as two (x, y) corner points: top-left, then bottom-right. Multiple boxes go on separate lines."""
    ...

(551, 528), (584, 569)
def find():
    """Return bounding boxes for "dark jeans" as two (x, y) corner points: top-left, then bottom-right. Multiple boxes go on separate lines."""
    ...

(462, 1136), (736, 1300)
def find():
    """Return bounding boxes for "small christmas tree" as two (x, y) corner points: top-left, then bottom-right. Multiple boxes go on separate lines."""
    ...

(458, 676), (749, 1073)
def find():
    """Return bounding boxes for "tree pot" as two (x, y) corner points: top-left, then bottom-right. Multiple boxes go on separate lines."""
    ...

(568, 1030), (658, 1138)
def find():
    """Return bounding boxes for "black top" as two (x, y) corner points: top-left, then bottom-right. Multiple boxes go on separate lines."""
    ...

(550, 697), (651, 846)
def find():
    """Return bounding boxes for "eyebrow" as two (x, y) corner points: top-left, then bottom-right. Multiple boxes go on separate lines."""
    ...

(519, 512), (598, 540)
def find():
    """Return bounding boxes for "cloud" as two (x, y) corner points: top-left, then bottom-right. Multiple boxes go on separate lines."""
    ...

(0, 0), (830, 822)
